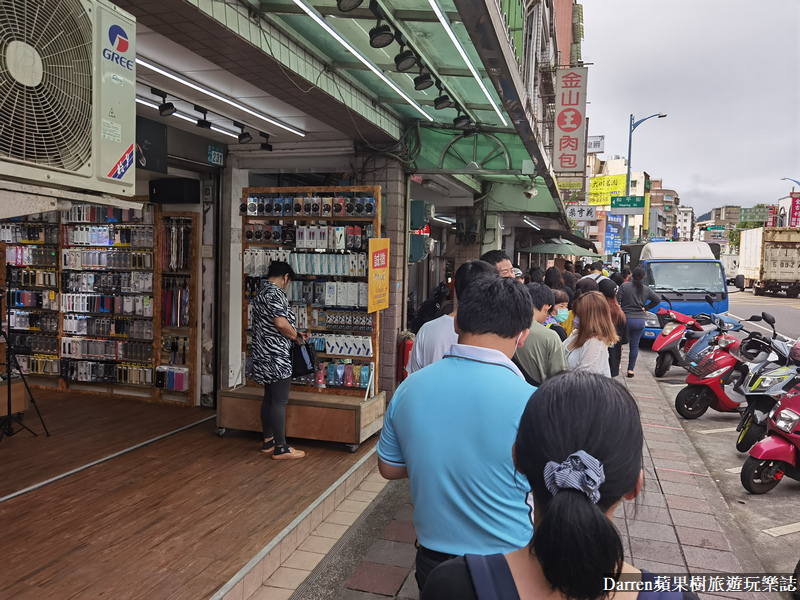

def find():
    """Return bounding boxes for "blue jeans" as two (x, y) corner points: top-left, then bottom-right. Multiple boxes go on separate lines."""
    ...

(626, 317), (646, 371)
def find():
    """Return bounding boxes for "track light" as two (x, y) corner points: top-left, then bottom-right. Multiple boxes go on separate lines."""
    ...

(336, 0), (363, 10)
(136, 97), (239, 138)
(234, 121), (252, 144)
(369, 20), (395, 48)
(414, 72), (433, 91)
(194, 105), (211, 129)
(394, 40), (417, 72)
(150, 87), (176, 117)
(453, 108), (470, 129)
(433, 81), (453, 110)
(260, 132), (273, 152)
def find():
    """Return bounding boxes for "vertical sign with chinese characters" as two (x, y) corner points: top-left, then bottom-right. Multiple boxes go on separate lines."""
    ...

(790, 193), (800, 228)
(554, 67), (588, 173)
(368, 238), (390, 312)
(767, 205), (777, 227)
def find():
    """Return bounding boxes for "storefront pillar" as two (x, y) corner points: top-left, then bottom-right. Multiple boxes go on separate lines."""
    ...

(357, 157), (406, 399)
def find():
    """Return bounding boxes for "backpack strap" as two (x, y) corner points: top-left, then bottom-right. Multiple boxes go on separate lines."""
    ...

(465, 554), (519, 600)
(511, 355), (540, 387)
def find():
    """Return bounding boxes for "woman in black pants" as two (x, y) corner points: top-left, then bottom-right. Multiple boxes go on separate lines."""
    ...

(250, 261), (308, 460)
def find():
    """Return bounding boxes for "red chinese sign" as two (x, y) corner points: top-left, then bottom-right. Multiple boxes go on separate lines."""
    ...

(554, 68), (588, 173)
(767, 204), (777, 227)
(791, 193), (800, 228)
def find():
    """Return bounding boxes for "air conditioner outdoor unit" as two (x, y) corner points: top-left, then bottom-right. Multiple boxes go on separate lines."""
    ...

(0, 0), (136, 196)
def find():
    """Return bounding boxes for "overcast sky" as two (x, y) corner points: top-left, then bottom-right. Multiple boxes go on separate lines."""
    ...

(581, 1), (800, 217)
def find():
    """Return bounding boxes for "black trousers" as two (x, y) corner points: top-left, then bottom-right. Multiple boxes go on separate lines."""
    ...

(415, 546), (458, 593)
(608, 343), (623, 377)
(262, 377), (292, 446)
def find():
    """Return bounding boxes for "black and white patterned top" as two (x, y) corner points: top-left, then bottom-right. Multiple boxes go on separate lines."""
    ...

(251, 280), (296, 384)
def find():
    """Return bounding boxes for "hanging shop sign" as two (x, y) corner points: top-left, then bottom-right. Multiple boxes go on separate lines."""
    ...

(790, 193), (800, 228)
(588, 174), (627, 205)
(587, 136), (605, 154)
(767, 205), (777, 227)
(368, 238), (390, 313)
(558, 180), (583, 190)
(566, 204), (597, 222)
(554, 67), (588, 173)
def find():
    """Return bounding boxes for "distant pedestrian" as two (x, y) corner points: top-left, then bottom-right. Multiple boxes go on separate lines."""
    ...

(561, 270), (577, 294)
(564, 291), (618, 377)
(563, 260), (575, 273)
(544, 266), (573, 304)
(407, 260), (497, 375)
(528, 266), (544, 284)
(543, 288), (569, 342)
(618, 267), (660, 378)
(378, 276), (536, 592)
(514, 283), (568, 386)
(423, 371), (700, 600)
(480, 250), (515, 278)
(599, 279), (628, 377)
(582, 260), (609, 283)
(621, 267), (632, 282)
(512, 266), (525, 283)
(610, 271), (625, 287)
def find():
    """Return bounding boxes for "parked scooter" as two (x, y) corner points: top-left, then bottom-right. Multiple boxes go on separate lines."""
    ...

(735, 314), (800, 452)
(740, 381), (800, 494)
(674, 314), (752, 420)
(653, 295), (726, 378)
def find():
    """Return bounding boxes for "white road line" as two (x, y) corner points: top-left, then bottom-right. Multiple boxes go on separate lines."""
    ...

(725, 466), (742, 474)
(763, 521), (800, 537)
(697, 426), (740, 435)
(726, 312), (793, 341)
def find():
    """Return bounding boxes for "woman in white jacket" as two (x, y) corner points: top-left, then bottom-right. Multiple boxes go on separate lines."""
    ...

(563, 291), (619, 377)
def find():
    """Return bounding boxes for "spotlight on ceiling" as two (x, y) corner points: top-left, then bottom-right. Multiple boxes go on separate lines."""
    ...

(394, 41), (417, 72)
(414, 72), (433, 91)
(434, 94), (453, 110)
(194, 105), (211, 129)
(453, 109), (470, 130)
(260, 131), (273, 152)
(150, 87), (176, 117)
(336, 0), (363, 10)
(369, 20), (395, 48)
(234, 121), (252, 144)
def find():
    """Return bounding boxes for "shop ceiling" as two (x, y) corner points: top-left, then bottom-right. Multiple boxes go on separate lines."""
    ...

(118, 0), (566, 227)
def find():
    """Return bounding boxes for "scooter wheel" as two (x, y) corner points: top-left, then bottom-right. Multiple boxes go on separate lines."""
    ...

(735, 417), (766, 453)
(655, 352), (673, 377)
(675, 386), (712, 419)
(740, 456), (783, 494)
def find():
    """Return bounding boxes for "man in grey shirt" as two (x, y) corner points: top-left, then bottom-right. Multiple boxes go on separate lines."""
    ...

(514, 283), (568, 385)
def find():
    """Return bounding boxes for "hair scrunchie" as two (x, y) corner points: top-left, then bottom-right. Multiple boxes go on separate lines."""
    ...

(543, 450), (605, 504)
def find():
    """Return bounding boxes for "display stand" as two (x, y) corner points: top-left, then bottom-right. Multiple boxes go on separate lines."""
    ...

(217, 186), (386, 450)
(0, 202), (202, 406)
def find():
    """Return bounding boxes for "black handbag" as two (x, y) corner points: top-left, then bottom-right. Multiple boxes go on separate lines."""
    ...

(291, 341), (318, 377)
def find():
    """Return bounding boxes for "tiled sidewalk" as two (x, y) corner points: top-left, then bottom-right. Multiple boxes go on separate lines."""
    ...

(235, 351), (777, 600)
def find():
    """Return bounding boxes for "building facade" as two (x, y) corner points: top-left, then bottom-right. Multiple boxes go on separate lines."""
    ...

(649, 179), (681, 239)
(677, 206), (695, 240)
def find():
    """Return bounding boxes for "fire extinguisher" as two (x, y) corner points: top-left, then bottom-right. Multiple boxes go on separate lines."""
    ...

(397, 332), (414, 383)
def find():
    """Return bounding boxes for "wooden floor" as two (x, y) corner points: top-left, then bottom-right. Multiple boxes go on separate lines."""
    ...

(0, 391), (212, 498)
(0, 391), (377, 599)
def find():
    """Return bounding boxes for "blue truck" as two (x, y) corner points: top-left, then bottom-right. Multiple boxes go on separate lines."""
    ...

(622, 241), (729, 341)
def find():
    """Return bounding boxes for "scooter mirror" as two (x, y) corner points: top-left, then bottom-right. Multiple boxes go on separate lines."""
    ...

(762, 312), (776, 326)
(661, 294), (673, 310)
(746, 315), (762, 322)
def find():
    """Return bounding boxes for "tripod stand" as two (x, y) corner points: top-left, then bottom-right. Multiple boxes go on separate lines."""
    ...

(0, 287), (49, 442)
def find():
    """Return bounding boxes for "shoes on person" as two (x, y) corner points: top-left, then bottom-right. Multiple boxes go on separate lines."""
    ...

(627, 370), (635, 378)
(273, 446), (306, 460)
(261, 439), (275, 453)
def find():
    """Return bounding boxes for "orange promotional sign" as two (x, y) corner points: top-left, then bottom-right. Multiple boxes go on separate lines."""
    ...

(368, 238), (390, 313)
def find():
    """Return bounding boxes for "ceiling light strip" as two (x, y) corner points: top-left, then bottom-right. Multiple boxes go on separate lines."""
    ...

(425, 0), (508, 126)
(135, 58), (306, 137)
(523, 217), (540, 230)
(135, 97), (239, 139)
(291, 0), (433, 122)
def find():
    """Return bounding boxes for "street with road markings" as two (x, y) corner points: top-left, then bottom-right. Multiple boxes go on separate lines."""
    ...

(644, 293), (800, 576)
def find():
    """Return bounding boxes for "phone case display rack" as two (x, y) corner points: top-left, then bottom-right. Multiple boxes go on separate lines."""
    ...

(0, 203), (200, 405)
(217, 186), (386, 449)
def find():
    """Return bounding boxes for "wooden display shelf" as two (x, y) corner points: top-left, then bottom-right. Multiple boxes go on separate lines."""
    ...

(0, 379), (31, 416)
(217, 385), (384, 448)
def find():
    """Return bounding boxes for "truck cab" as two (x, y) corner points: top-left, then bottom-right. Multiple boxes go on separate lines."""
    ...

(622, 242), (729, 341)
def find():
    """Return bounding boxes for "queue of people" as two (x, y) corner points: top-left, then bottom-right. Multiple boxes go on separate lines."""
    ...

(380, 254), (693, 599)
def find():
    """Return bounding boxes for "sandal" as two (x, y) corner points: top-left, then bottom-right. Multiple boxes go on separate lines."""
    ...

(627, 371), (635, 378)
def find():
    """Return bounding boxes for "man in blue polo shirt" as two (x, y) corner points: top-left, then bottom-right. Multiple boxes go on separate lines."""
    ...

(378, 275), (536, 592)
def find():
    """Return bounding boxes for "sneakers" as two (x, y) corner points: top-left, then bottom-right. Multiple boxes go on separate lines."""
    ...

(261, 439), (275, 453)
(272, 445), (306, 460)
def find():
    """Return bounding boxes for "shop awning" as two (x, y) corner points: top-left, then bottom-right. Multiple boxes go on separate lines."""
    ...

(519, 240), (600, 258)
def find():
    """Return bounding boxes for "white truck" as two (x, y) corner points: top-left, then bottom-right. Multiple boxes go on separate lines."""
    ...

(737, 227), (800, 297)
(720, 253), (739, 285)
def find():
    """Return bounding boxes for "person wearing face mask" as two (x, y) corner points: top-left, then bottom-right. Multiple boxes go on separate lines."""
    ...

(543, 288), (569, 342)
(250, 261), (309, 460)
(378, 276), (536, 592)
(514, 284), (568, 386)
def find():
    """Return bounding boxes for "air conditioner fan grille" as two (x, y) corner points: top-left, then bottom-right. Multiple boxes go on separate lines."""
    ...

(0, 0), (92, 172)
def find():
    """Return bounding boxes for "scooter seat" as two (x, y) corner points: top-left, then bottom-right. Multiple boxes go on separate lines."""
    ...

(700, 323), (718, 332)
(686, 330), (705, 339)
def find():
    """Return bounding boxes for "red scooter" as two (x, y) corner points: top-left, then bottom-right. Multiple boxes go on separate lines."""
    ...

(674, 314), (764, 420)
(741, 382), (800, 494)
(653, 303), (715, 377)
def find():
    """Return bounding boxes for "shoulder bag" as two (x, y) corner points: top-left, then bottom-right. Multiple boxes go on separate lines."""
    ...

(291, 341), (318, 377)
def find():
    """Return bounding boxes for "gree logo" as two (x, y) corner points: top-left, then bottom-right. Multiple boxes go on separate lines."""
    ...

(103, 25), (134, 71)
